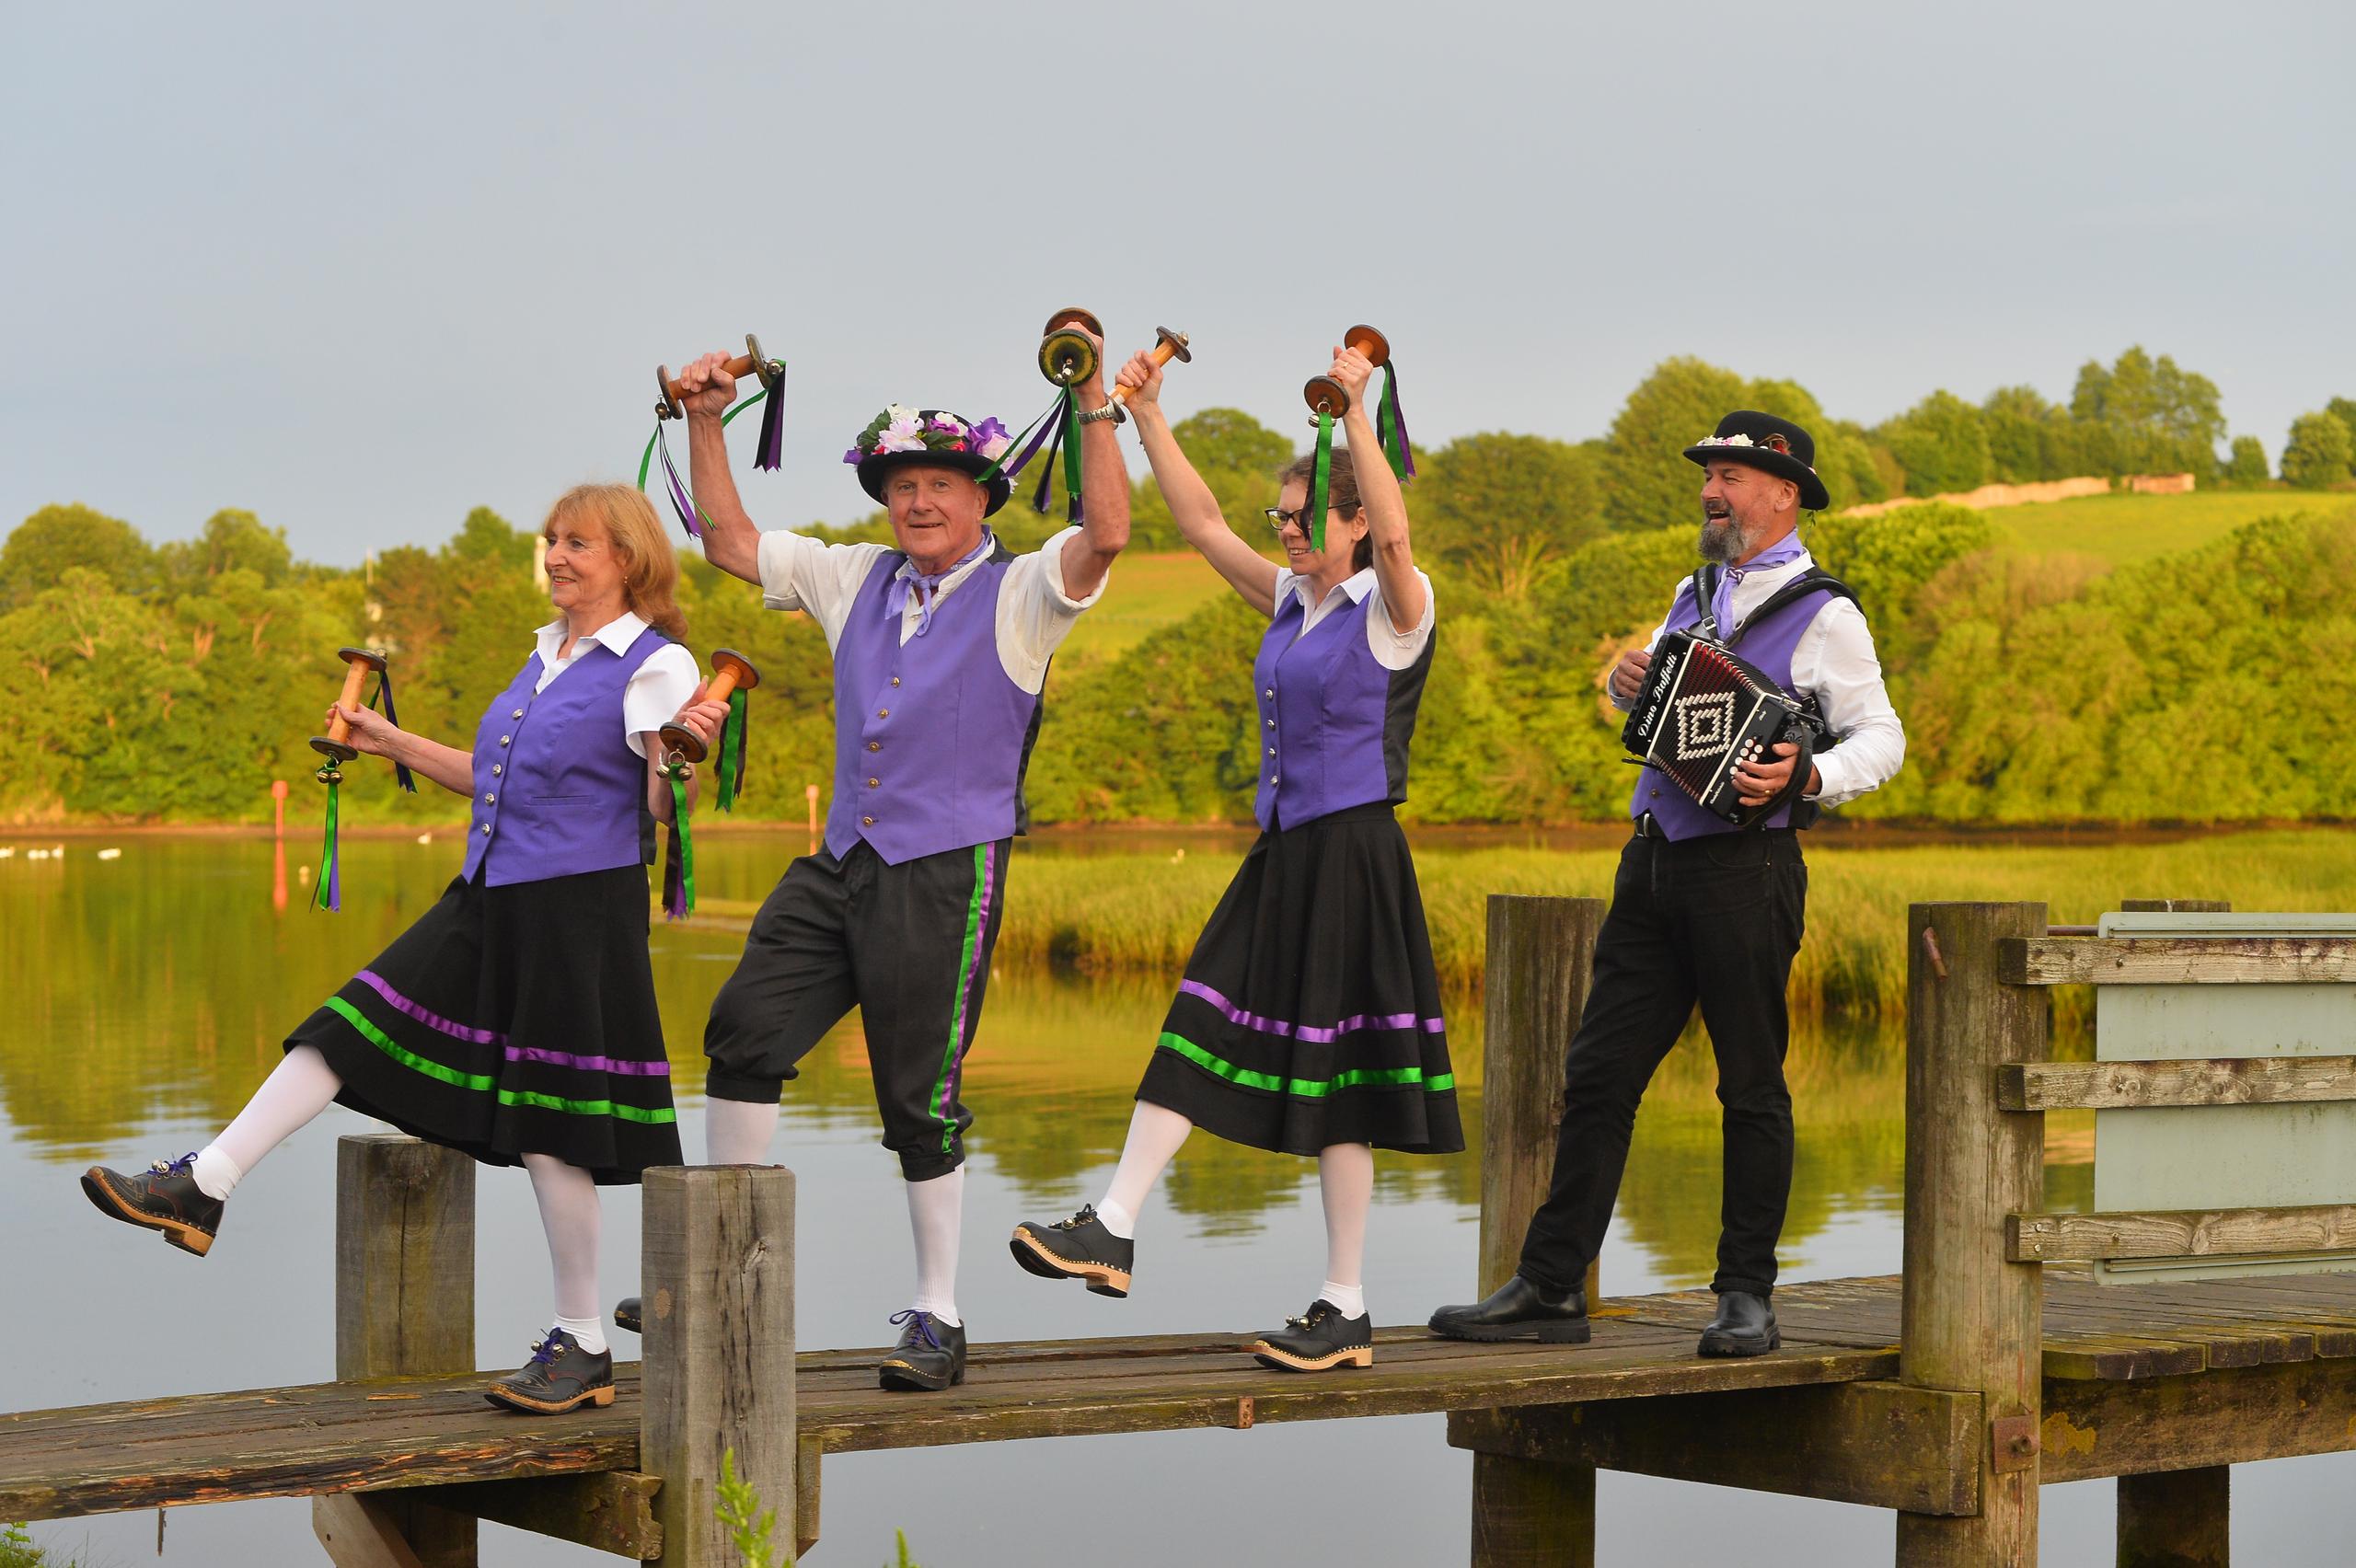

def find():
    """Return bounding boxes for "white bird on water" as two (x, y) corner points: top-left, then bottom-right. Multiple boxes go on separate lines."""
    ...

(97, 847), (123, 861)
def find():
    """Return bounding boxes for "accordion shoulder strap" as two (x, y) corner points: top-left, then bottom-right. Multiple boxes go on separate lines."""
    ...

(1730, 568), (1862, 644)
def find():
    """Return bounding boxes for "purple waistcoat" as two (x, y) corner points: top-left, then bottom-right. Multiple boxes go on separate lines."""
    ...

(1630, 577), (1832, 840)
(460, 626), (666, 886)
(827, 545), (1044, 866)
(1253, 584), (1433, 832)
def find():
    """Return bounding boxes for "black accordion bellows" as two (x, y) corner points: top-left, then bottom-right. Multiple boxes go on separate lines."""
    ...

(1622, 630), (1829, 828)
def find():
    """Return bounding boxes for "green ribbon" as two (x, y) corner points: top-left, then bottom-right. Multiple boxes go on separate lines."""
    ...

(664, 769), (696, 918)
(713, 688), (747, 813)
(1376, 364), (1409, 479)
(310, 771), (340, 913)
(635, 391), (771, 536)
(1308, 409), (1334, 552)
(1060, 387), (1084, 519)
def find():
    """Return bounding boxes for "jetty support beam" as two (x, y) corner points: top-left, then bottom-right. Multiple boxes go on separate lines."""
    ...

(1896, 903), (2049, 1566)
(1468, 895), (1605, 1568)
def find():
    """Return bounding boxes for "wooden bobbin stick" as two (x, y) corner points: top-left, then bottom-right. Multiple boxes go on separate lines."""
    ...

(1038, 306), (1104, 386)
(1105, 327), (1194, 409)
(655, 332), (783, 420)
(660, 648), (760, 764)
(1302, 323), (1393, 421)
(310, 647), (387, 767)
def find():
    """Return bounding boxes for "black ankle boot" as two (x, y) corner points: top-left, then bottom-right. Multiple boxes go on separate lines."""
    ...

(613, 1297), (641, 1334)
(1696, 1290), (1780, 1357)
(1010, 1205), (1135, 1297)
(1426, 1275), (1591, 1343)
(485, 1329), (615, 1413)
(1252, 1298), (1374, 1373)
(878, 1309), (966, 1392)
(82, 1155), (225, 1257)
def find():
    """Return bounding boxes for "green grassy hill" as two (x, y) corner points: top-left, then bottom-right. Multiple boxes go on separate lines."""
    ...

(1973, 489), (2339, 565)
(1057, 548), (1248, 664)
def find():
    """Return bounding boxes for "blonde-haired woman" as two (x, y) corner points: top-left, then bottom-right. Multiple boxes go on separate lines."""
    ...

(82, 485), (723, 1414)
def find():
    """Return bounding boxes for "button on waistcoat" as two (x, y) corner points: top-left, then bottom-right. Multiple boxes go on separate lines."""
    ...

(1630, 580), (1831, 840)
(460, 626), (666, 885)
(826, 548), (1043, 866)
(1252, 590), (1432, 832)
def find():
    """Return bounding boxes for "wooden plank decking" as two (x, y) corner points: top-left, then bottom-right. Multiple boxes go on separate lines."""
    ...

(11, 1269), (2356, 1524)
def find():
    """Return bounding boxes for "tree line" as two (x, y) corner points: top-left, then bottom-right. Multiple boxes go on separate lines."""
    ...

(2, 346), (2348, 828)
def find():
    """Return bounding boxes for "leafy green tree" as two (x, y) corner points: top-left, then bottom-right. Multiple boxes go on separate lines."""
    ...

(2069, 346), (2226, 478)
(1602, 357), (1747, 532)
(0, 504), (156, 607)
(2223, 435), (2269, 486)
(2281, 411), (2354, 490)
(1876, 391), (1992, 496)
(1127, 407), (1298, 552)
(1981, 386), (2069, 483)
(1413, 432), (1605, 596)
(2326, 398), (2356, 476)
(159, 509), (294, 589)
(445, 505), (535, 573)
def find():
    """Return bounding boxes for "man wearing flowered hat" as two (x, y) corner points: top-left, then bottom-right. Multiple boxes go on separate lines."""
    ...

(618, 333), (1129, 1391)
(1431, 410), (1905, 1359)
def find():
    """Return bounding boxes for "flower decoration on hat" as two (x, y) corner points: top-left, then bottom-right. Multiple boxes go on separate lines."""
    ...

(843, 408), (1015, 467)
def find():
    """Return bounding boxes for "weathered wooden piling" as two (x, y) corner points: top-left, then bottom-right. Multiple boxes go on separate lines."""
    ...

(1469, 894), (1606, 1568)
(318, 1133), (478, 1568)
(1895, 903), (2049, 1566)
(640, 1164), (797, 1567)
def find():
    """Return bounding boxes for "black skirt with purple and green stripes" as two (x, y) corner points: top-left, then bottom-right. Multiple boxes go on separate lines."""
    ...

(286, 865), (680, 1182)
(1138, 801), (1462, 1157)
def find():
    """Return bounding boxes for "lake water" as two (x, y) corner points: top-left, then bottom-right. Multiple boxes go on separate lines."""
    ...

(3, 832), (2347, 1566)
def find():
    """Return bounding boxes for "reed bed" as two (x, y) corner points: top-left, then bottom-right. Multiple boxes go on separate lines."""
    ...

(995, 829), (2356, 1031)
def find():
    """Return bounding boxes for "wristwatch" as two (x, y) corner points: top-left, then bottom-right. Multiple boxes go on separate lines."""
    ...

(1078, 402), (1125, 425)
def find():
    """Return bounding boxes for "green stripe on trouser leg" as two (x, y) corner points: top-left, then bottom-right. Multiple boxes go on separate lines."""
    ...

(932, 843), (994, 1154)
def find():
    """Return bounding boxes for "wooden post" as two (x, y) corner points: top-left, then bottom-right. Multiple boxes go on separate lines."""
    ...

(2117, 1467), (2229, 1567)
(641, 1165), (796, 1567)
(1470, 895), (1605, 1568)
(321, 1133), (477, 1568)
(1896, 903), (2048, 1567)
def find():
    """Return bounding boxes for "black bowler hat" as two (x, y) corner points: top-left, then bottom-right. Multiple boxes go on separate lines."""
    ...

(1683, 410), (1831, 512)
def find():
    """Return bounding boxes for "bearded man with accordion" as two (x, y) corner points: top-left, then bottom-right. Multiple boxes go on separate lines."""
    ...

(1431, 409), (1905, 1358)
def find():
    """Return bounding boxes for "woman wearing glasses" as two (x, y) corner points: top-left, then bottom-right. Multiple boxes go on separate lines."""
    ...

(1010, 342), (1456, 1373)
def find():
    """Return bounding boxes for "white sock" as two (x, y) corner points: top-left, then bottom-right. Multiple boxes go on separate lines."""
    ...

(1096, 1101), (1194, 1239)
(705, 1097), (780, 1165)
(1319, 1143), (1373, 1320)
(525, 1153), (604, 1353)
(196, 1044), (344, 1199)
(552, 1313), (608, 1357)
(906, 1166), (965, 1327)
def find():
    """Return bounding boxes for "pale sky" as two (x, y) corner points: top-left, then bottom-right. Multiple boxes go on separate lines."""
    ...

(6, 0), (2351, 565)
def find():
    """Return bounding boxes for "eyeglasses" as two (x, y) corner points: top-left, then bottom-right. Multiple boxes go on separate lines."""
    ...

(1263, 505), (1345, 534)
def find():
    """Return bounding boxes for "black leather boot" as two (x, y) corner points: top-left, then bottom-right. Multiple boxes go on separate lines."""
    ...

(485, 1329), (615, 1413)
(82, 1155), (225, 1257)
(1426, 1275), (1591, 1343)
(613, 1296), (641, 1334)
(1696, 1290), (1780, 1357)
(1010, 1205), (1135, 1297)
(877, 1309), (966, 1391)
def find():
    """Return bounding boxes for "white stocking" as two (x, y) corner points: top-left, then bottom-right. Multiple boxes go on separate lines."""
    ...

(1317, 1142), (1374, 1320)
(704, 1097), (780, 1166)
(906, 1166), (965, 1327)
(525, 1152), (606, 1355)
(1095, 1100), (1194, 1239)
(193, 1043), (344, 1200)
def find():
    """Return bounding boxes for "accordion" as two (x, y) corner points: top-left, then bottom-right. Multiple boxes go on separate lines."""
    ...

(1622, 630), (1829, 827)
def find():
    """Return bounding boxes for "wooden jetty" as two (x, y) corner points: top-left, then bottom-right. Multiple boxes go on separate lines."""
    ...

(6, 897), (2356, 1565)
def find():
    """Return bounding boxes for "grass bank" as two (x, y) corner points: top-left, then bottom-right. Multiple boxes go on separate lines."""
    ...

(987, 828), (2356, 1027)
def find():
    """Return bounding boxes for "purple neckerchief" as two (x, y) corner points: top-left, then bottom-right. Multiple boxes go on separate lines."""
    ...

(1709, 533), (1808, 640)
(884, 532), (994, 637)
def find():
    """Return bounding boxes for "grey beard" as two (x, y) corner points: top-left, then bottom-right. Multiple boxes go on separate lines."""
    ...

(1698, 514), (1743, 564)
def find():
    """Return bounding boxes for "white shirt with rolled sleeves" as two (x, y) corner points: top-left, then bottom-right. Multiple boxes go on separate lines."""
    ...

(1611, 548), (1905, 809)
(1271, 564), (1437, 668)
(753, 525), (1104, 691)
(528, 611), (702, 757)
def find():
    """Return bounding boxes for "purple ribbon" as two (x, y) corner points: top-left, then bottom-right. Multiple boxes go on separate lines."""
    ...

(1709, 533), (1807, 640)
(656, 429), (703, 539)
